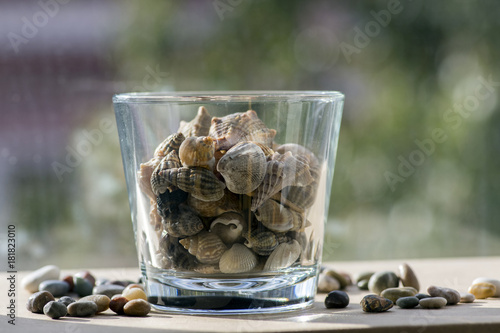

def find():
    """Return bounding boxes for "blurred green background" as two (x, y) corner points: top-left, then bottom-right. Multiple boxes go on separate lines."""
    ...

(1, 0), (499, 269)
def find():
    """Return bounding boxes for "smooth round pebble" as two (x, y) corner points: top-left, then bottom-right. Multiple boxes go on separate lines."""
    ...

(109, 296), (128, 314)
(416, 293), (431, 300)
(317, 273), (341, 293)
(468, 282), (496, 299)
(67, 301), (98, 317)
(93, 284), (125, 298)
(27, 291), (55, 313)
(123, 284), (145, 293)
(62, 275), (75, 292)
(58, 296), (76, 307)
(460, 292), (475, 303)
(43, 301), (67, 319)
(21, 265), (60, 293)
(123, 299), (151, 316)
(79, 295), (111, 313)
(324, 270), (349, 289)
(427, 286), (460, 305)
(471, 277), (500, 297)
(39, 280), (70, 297)
(357, 279), (369, 290)
(396, 296), (419, 309)
(360, 295), (393, 312)
(74, 271), (96, 287)
(398, 263), (420, 292)
(368, 271), (399, 295)
(324, 290), (349, 309)
(122, 288), (148, 301)
(419, 297), (447, 309)
(355, 271), (375, 284)
(381, 287), (417, 303)
(74, 277), (93, 297)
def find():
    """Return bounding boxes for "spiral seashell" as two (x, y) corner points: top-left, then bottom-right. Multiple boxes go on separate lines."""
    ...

(156, 188), (188, 219)
(159, 234), (197, 270)
(178, 106), (212, 138)
(179, 231), (227, 264)
(138, 156), (162, 200)
(156, 167), (226, 201)
(217, 141), (267, 194)
(252, 142), (274, 158)
(243, 230), (279, 256)
(161, 205), (204, 237)
(254, 199), (300, 233)
(154, 132), (185, 158)
(210, 212), (245, 246)
(209, 110), (276, 151)
(178, 136), (215, 169)
(264, 240), (302, 271)
(219, 244), (258, 274)
(151, 151), (182, 194)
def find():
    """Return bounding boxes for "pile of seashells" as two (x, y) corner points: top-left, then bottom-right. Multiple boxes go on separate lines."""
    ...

(138, 106), (320, 274)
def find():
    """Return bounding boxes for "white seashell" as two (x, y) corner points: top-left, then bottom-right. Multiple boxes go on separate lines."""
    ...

(219, 244), (258, 274)
(138, 157), (162, 200)
(264, 240), (302, 271)
(178, 106), (212, 138)
(209, 212), (245, 245)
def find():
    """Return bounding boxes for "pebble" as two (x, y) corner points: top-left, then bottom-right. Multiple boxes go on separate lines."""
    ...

(380, 287), (417, 303)
(396, 296), (420, 309)
(74, 277), (94, 297)
(26, 291), (55, 313)
(122, 288), (148, 301)
(67, 301), (98, 317)
(74, 271), (96, 287)
(324, 290), (349, 309)
(416, 293), (431, 300)
(324, 269), (349, 289)
(355, 271), (375, 284)
(79, 295), (111, 313)
(58, 296), (76, 307)
(419, 297), (447, 309)
(427, 286), (460, 305)
(43, 301), (67, 319)
(460, 292), (475, 303)
(38, 280), (70, 297)
(360, 295), (393, 312)
(357, 279), (369, 290)
(61, 275), (75, 292)
(471, 277), (500, 297)
(110, 280), (134, 287)
(21, 265), (60, 293)
(368, 271), (399, 295)
(93, 284), (126, 298)
(95, 278), (110, 286)
(398, 263), (420, 292)
(123, 299), (151, 316)
(468, 282), (496, 299)
(123, 284), (145, 292)
(317, 273), (341, 293)
(109, 296), (128, 314)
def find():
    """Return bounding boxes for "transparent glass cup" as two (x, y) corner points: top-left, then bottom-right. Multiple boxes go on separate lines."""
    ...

(113, 91), (344, 314)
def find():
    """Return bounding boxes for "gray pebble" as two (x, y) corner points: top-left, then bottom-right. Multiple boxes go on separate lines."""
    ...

(26, 291), (55, 313)
(368, 271), (399, 295)
(427, 285), (460, 305)
(79, 295), (110, 313)
(460, 292), (475, 303)
(396, 296), (419, 309)
(93, 284), (125, 298)
(58, 296), (76, 307)
(357, 279), (369, 290)
(43, 301), (67, 319)
(95, 278), (110, 286)
(416, 293), (431, 300)
(21, 265), (60, 293)
(39, 280), (69, 297)
(419, 297), (447, 309)
(74, 277), (93, 297)
(67, 301), (98, 317)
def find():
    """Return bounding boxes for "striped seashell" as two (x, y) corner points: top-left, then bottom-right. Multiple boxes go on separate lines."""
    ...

(209, 110), (276, 151)
(178, 106), (212, 138)
(179, 231), (227, 265)
(210, 212), (245, 246)
(264, 240), (302, 271)
(156, 167), (226, 202)
(156, 188), (188, 219)
(243, 230), (279, 256)
(186, 189), (241, 217)
(159, 234), (197, 270)
(151, 151), (182, 194)
(275, 143), (319, 170)
(154, 132), (185, 158)
(276, 183), (318, 213)
(252, 141), (274, 158)
(219, 244), (258, 274)
(217, 141), (267, 194)
(179, 136), (215, 168)
(138, 156), (162, 200)
(254, 199), (304, 233)
(161, 205), (203, 237)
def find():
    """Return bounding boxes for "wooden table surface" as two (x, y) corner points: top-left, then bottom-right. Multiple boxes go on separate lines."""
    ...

(2, 257), (500, 333)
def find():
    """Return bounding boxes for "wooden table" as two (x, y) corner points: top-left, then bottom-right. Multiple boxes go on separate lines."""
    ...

(2, 257), (500, 333)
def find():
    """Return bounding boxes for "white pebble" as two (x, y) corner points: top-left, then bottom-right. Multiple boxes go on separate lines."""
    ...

(21, 265), (60, 293)
(471, 278), (500, 297)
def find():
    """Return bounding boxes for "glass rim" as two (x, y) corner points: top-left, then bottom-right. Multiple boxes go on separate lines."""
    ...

(113, 90), (344, 103)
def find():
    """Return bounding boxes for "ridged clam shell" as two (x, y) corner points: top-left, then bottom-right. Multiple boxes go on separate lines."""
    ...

(138, 156), (162, 200)
(161, 205), (204, 237)
(255, 199), (300, 233)
(179, 136), (215, 168)
(154, 132), (185, 158)
(156, 167), (226, 201)
(252, 142), (274, 157)
(156, 188), (188, 219)
(210, 212), (245, 246)
(209, 110), (276, 151)
(151, 151), (182, 194)
(219, 244), (258, 274)
(275, 143), (319, 169)
(178, 106), (212, 138)
(264, 240), (302, 271)
(217, 141), (267, 194)
(276, 183), (318, 212)
(180, 231), (227, 265)
(243, 230), (279, 256)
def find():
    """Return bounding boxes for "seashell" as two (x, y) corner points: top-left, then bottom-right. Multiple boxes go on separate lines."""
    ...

(264, 240), (302, 271)
(149, 199), (162, 232)
(161, 205), (204, 237)
(243, 230), (279, 256)
(193, 264), (220, 275)
(179, 231), (227, 264)
(254, 199), (299, 233)
(210, 212), (245, 246)
(251, 152), (314, 211)
(252, 141), (274, 158)
(156, 167), (226, 201)
(186, 189), (240, 217)
(159, 234), (197, 270)
(209, 110), (276, 151)
(154, 132), (185, 158)
(217, 141), (267, 194)
(178, 106), (212, 138)
(272, 183), (318, 213)
(178, 136), (215, 168)
(138, 157), (162, 200)
(156, 188), (188, 219)
(275, 143), (319, 169)
(219, 244), (258, 274)
(151, 151), (182, 194)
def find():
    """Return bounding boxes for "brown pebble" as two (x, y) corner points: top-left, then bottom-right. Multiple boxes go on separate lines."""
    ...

(123, 299), (151, 316)
(109, 296), (128, 314)
(61, 275), (75, 292)
(122, 288), (147, 301)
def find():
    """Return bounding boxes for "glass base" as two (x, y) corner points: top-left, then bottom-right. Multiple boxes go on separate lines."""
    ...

(143, 265), (318, 315)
